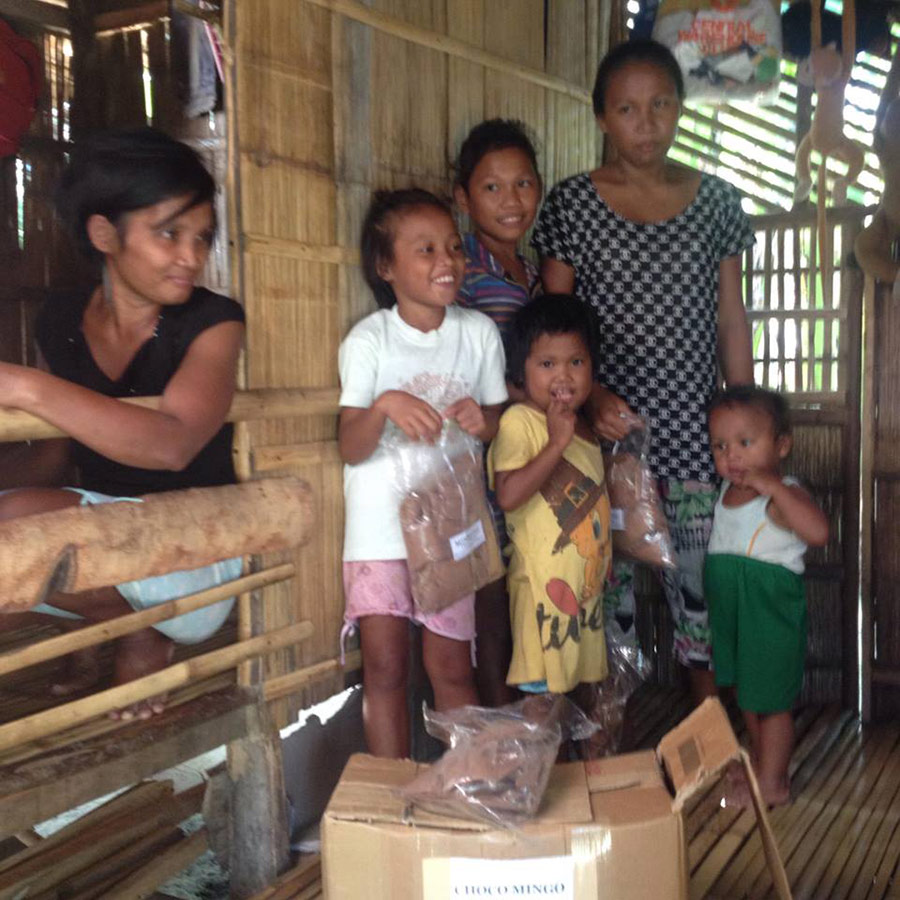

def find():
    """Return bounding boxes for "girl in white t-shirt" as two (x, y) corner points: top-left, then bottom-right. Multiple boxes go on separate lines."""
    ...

(338, 189), (508, 758)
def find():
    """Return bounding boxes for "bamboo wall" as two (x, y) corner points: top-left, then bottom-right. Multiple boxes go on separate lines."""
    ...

(227, 0), (609, 725)
(864, 278), (900, 721)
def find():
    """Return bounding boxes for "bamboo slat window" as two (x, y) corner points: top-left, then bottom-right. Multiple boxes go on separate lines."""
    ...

(743, 209), (869, 397)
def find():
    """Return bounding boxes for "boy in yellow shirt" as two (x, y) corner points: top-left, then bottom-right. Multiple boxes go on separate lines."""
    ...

(489, 295), (612, 694)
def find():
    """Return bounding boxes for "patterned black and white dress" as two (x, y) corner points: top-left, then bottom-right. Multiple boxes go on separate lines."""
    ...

(532, 171), (754, 483)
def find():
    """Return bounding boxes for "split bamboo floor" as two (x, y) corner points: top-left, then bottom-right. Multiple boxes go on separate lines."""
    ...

(628, 685), (900, 899)
(280, 684), (900, 900)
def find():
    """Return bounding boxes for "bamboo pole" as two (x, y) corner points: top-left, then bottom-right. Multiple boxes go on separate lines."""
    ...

(262, 649), (361, 703)
(253, 440), (340, 472)
(302, 0), (592, 104)
(0, 563), (295, 677)
(0, 782), (172, 878)
(0, 620), (313, 753)
(94, 829), (209, 899)
(0, 387), (340, 443)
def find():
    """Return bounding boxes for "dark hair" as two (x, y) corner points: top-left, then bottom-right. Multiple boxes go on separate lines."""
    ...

(360, 188), (454, 309)
(454, 118), (540, 193)
(707, 385), (791, 439)
(592, 39), (685, 117)
(56, 128), (216, 259)
(507, 294), (596, 388)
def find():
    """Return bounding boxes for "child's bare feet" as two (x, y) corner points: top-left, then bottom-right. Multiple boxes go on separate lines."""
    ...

(757, 776), (791, 808)
(109, 628), (174, 721)
(51, 646), (101, 696)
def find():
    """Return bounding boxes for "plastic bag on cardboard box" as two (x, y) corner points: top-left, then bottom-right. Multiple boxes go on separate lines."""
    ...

(399, 695), (598, 827)
(392, 424), (504, 614)
(605, 416), (676, 569)
(652, 0), (781, 104)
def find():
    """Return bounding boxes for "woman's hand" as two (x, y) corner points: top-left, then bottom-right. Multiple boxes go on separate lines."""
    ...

(588, 385), (635, 442)
(375, 390), (442, 443)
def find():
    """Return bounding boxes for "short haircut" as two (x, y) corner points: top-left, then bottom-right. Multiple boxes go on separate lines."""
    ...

(56, 127), (216, 259)
(592, 39), (685, 117)
(707, 385), (792, 439)
(360, 188), (453, 309)
(507, 294), (596, 388)
(454, 118), (541, 192)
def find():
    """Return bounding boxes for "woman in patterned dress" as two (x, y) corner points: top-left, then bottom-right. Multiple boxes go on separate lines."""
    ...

(532, 39), (756, 705)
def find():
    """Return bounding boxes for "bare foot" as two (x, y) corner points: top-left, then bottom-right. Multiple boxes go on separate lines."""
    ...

(108, 628), (174, 722)
(51, 646), (101, 696)
(757, 777), (791, 808)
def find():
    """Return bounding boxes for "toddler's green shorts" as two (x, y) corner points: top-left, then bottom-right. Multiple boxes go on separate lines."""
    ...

(704, 553), (806, 714)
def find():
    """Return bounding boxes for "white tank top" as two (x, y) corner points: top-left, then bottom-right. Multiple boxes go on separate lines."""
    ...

(707, 477), (808, 574)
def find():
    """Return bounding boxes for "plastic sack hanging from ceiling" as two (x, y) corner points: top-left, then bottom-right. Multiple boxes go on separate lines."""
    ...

(652, 0), (782, 104)
(391, 422), (504, 615)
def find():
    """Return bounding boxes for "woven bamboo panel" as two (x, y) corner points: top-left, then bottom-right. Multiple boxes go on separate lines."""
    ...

(231, 0), (608, 724)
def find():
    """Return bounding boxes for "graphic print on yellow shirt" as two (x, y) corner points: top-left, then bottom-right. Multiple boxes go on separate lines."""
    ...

(489, 404), (612, 692)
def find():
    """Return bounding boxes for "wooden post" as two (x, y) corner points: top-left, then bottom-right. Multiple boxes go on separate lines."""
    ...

(0, 478), (313, 610)
(860, 275), (877, 722)
(227, 697), (290, 897)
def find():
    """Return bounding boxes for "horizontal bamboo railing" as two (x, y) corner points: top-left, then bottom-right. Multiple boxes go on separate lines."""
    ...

(0, 387), (339, 444)
(0, 564), (296, 678)
(0, 620), (314, 754)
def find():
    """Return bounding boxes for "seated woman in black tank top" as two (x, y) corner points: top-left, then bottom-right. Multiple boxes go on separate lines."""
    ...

(0, 129), (245, 720)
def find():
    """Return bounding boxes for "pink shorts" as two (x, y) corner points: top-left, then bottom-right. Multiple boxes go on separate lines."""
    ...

(340, 560), (476, 658)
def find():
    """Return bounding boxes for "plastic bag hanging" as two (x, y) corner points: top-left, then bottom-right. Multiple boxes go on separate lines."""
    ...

(604, 415), (677, 569)
(652, 0), (782, 104)
(392, 423), (504, 614)
(582, 621), (653, 757)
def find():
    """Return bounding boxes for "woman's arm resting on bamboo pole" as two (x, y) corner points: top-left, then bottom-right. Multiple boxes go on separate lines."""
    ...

(0, 320), (243, 471)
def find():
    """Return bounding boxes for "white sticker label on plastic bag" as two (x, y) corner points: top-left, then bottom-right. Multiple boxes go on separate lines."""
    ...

(422, 856), (575, 899)
(449, 519), (486, 561)
(611, 508), (626, 531)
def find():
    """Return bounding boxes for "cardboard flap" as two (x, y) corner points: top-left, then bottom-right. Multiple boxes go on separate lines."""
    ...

(585, 750), (662, 793)
(655, 702), (792, 899)
(656, 698), (741, 811)
(324, 754), (593, 832)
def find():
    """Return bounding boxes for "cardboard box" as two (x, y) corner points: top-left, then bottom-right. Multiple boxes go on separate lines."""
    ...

(321, 698), (791, 900)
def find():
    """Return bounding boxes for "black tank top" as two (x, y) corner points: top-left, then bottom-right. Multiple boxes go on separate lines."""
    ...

(36, 287), (245, 497)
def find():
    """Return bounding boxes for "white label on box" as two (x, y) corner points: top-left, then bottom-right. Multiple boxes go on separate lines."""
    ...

(422, 855), (575, 898)
(610, 508), (626, 531)
(449, 519), (486, 561)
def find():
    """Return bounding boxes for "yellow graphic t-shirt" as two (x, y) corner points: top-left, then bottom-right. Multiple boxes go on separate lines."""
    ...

(489, 404), (612, 693)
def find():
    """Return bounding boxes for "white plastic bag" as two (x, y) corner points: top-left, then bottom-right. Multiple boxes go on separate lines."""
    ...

(392, 424), (503, 614)
(652, 0), (782, 104)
